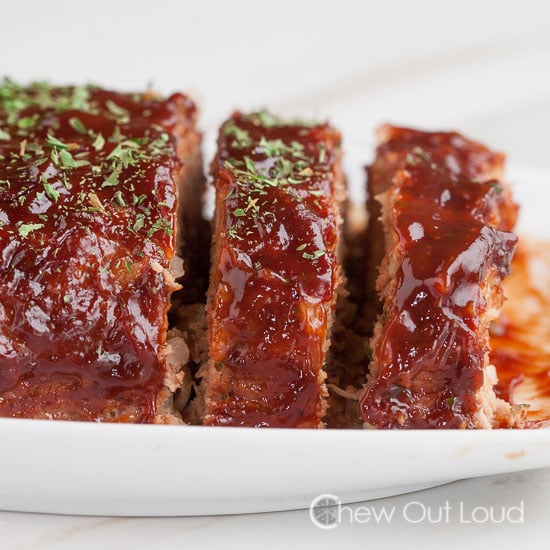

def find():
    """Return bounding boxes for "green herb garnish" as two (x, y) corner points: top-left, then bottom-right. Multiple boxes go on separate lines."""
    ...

(18, 223), (44, 238)
(59, 149), (76, 169)
(223, 120), (252, 147)
(113, 190), (126, 207)
(43, 180), (60, 202)
(102, 165), (121, 188)
(105, 99), (130, 122)
(92, 133), (105, 151)
(46, 135), (69, 150)
(69, 117), (87, 134)
(17, 114), (38, 129)
(302, 249), (325, 260)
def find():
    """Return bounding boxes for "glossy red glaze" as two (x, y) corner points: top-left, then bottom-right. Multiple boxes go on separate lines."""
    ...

(206, 112), (342, 427)
(491, 246), (550, 427)
(361, 127), (517, 428)
(0, 82), (195, 421)
(492, 322), (528, 403)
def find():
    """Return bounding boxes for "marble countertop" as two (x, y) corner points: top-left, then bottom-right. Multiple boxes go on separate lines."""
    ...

(2, 0), (550, 547)
(3, 468), (550, 550)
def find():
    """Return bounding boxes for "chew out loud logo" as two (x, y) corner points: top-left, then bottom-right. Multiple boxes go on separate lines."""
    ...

(309, 494), (525, 529)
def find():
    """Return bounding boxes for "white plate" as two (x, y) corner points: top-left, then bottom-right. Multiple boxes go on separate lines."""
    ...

(1, 420), (550, 517)
(0, 165), (549, 517)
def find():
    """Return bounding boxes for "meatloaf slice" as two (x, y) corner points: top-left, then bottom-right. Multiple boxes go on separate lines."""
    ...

(0, 80), (202, 422)
(200, 111), (345, 427)
(360, 125), (521, 429)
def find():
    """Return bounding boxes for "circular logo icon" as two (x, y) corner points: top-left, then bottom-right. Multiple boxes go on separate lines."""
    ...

(309, 494), (340, 529)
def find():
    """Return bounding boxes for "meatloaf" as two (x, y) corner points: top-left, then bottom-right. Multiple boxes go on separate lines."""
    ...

(199, 111), (345, 427)
(0, 80), (202, 422)
(360, 125), (521, 429)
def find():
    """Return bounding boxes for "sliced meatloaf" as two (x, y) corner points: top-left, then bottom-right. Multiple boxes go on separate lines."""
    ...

(0, 80), (202, 422)
(360, 125), (521, 429)
(200, 111), (345, 427)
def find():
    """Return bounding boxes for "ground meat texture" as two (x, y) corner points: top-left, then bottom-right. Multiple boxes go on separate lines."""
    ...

(0, 81), (201, 422)
(200, 111), (345, 427)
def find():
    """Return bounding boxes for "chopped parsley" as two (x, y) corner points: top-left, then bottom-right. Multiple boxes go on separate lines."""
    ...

(113, 190), (126, 207)
(302, 250), (325, 261)
(0, 80), (185, 265)
(17, 114), (38, 129)
(243, 156), (256, 173)
(228, 226), (243, 240)
(223, 119), (252, 148)
(105, 99), (130, 122)
(107, 140), (140, 168)
(92, 133), (105, 151)
(69, 117), (87, 134)
(0, 80), (94, 124)
(147, 217), (173, 237)
(42, 178), (60, 202)
(59, 148), (76, 169)
(250, 110), (280, 128)
(223, 113), (335, 243)
(102, 165), (121, 188)
(46, 135), (69, 150)
(133, 193), (146, 206)
(247, 110), (319, 129)
(133, 214), (145, 232)
(18, 223), (44, 238)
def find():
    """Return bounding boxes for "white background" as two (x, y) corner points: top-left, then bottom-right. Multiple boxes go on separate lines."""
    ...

(2, 0), (550, 548)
